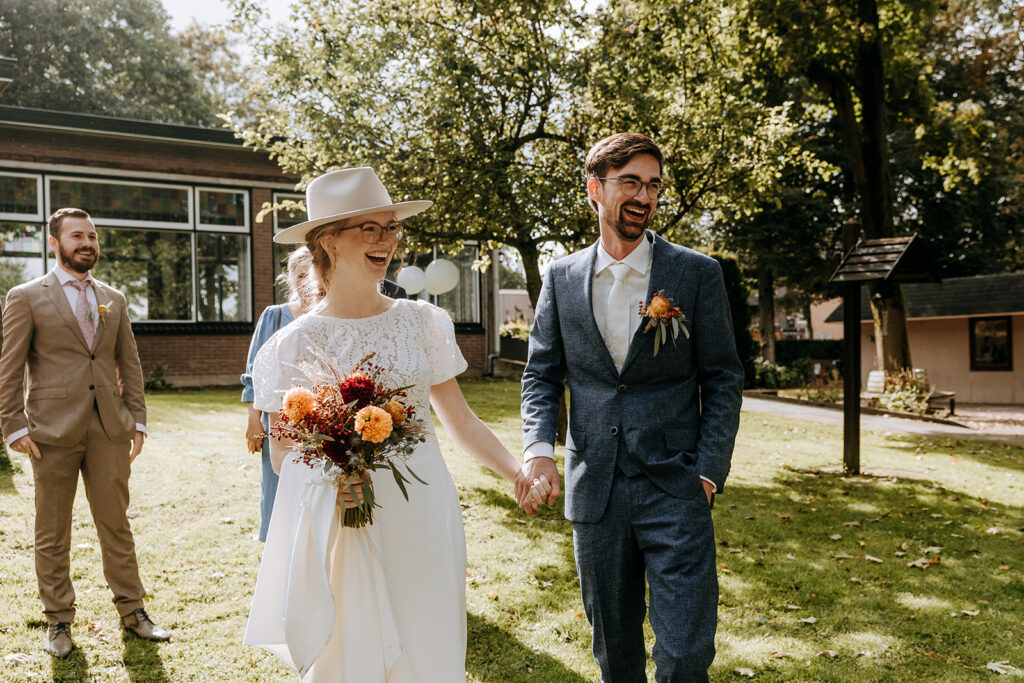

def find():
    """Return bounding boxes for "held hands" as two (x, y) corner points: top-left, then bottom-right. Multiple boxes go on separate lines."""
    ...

(514, 457), (561, 516)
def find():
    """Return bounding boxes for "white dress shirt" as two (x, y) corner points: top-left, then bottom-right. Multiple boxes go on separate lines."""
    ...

(6, 267), (146, 445)
(524, 233), (715, 492)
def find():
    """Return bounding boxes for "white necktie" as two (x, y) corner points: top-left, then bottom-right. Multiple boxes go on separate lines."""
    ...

(605, 263), (630, 371)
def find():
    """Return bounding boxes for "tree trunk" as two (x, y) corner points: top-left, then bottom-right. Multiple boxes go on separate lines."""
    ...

(804, 301), (814, 340)
(869, 280), (912, 373)
(757, 264), (776, 363)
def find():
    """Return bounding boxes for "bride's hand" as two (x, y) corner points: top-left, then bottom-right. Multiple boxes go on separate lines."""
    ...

(337, 472), (371, 509)
(516, 471), (551, 515)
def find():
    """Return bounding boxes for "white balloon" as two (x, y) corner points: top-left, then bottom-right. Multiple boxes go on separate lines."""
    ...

(424, 259), (460, 295)
(396, 266), (426, 295)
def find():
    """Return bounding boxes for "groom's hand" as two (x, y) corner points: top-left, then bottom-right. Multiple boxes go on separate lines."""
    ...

(516, 457), (561, 515)
(10, 435), (41, 460)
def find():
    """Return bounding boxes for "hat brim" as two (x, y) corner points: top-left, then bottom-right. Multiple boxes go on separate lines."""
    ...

(273, 200), (433, 244)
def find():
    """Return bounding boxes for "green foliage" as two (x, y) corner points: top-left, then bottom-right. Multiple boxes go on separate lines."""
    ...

(0, 0), (217, 125)
(775, 340), (844, 367)
(144, 362), (171, 391)
(498, 316), (531, 342)
(752, 358), (798, 389)
(713, 254), (757, 387)
(881, 367), (931, 414)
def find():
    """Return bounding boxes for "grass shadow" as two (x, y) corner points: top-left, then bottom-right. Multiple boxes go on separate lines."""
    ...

(466, 612), (590, 683)
(709, 468), (1024, 680)
(122, 632), (171, 683)
(49, 644), (90, 682)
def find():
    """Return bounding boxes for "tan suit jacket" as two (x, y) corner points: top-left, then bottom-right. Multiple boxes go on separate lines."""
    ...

(0, 271), (146, 445)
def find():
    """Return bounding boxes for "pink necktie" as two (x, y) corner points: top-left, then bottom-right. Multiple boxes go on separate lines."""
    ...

(65, 279), (95, 348)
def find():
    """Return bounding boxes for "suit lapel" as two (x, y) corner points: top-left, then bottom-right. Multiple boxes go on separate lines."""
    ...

(572, 244), (619, 375)
(619, 234), (682, 374)
(92, 281), (114, 350)
(41, 271), (92, 352)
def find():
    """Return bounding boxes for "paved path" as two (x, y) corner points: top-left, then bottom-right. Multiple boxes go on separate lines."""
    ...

(741, 396), (1024, 445)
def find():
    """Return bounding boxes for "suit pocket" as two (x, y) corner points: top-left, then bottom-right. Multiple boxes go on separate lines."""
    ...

(27, 387), (68, 401)
(664, 428), (698, 462)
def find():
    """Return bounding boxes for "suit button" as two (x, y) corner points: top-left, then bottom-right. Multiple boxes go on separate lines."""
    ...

(89, 384), (95, 390)
(617, 384), (627, 393)
(90, 354), (95, 360)
(610, 426), (619, 436)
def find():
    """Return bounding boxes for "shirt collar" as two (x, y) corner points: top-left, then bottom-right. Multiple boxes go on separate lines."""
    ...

(52, 266), (95, 286)
(595, 230), (653, 277)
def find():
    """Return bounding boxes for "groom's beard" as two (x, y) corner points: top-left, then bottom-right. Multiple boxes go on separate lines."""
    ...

(610, 202), (651, 242)
(59, 244), (98, 273)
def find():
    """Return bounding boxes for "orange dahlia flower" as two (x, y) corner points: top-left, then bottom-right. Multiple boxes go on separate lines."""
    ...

(385, 399), (407, 425)
(282, 386), (316, 422)
(355, 405), (393, 443)
(646, 294), (672, 318)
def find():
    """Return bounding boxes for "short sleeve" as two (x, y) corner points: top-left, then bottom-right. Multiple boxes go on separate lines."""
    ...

(252, 325), (307, 414)
(418, 302), (467, 385)
(241, 305), (281, 402)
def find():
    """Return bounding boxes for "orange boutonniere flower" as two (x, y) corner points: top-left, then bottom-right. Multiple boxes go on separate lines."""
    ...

(97, 304), (108, 327)
(639, 291), (689, 357)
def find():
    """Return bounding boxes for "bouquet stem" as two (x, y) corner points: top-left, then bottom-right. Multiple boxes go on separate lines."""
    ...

(343, 503), (374, 528)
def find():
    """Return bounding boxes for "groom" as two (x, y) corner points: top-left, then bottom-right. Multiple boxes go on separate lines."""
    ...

(519, 133), (744, 681)
(0, 208), (170, 657)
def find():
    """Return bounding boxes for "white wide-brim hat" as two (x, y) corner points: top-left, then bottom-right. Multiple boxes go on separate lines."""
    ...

(274, 167), (432, 244)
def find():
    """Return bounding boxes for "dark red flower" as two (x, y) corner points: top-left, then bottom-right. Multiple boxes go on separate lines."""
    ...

(340, 374), (376, 408)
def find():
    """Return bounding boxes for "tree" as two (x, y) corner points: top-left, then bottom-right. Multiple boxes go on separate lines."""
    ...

(228, 0), (594, 309)
(178, 21), (264, 126)
(0, 0), (217, 125)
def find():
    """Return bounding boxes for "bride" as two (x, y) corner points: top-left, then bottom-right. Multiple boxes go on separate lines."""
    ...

(244, 167), (551, 681)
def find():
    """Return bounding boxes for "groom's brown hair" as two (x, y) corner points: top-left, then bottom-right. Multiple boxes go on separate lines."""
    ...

(584, 133), (664, 211)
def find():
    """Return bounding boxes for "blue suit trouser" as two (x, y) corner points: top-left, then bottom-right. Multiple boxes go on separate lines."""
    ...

(573, 469), (717, 683)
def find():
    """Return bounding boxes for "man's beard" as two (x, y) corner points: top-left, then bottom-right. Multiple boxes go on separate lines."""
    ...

(610, 203), (650, 242)
(59, 244), (97, 273)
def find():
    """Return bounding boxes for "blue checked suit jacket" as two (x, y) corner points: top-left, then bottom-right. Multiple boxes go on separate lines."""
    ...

(521, 233), (744, 523)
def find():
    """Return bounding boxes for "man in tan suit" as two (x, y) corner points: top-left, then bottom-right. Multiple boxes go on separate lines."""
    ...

(0, 208), (170, 658)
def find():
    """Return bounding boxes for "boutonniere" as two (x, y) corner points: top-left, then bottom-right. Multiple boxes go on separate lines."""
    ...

(97, 304), (108, 327)
(639, 291), (689, 356)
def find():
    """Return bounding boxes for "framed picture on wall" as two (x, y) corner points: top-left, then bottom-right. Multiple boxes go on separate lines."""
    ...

(969, 316), (1012, 371)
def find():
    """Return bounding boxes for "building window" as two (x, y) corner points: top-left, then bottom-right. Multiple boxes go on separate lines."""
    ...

(197, 188), (248, 230)
(196, 232), (250, 321)
(49, 177), (191, 226)
(272, 192), (306, 305)
(405, 244), (482, 324)
(0, 172), (43, 219)
(0, 221), (47, 298)
(92, 228), (193, 322)
(970, 316), (1013, 371)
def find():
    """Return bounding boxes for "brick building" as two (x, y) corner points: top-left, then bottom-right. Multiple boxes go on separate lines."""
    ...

(0, 104), (492, 385)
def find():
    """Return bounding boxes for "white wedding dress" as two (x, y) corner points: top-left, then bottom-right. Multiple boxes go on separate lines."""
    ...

(245, 298), (468, 682)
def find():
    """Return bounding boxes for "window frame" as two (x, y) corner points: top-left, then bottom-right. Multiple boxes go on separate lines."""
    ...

(46, 174), (194, 229)
(969, 315), (1013, 372)
(0, 171), (44, 221)
(195, 186), (250, 233)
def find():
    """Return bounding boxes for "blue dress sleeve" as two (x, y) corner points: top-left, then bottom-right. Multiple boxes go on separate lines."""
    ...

(241, 305), (282, 403)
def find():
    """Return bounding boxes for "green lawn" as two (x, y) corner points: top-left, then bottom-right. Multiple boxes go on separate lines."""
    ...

(0, 380), (1021, 681)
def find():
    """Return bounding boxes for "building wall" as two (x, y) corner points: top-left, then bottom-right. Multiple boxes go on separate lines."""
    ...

(810, 299), (844, 340)
(859, 314), (1023, 404)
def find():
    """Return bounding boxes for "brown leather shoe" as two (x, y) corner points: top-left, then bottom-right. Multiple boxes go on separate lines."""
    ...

(43, 622), (73, 658)
(121, 608), (171, 642)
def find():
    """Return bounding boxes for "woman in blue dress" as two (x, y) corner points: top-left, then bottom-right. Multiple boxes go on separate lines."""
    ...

(241, 247), (318, 541)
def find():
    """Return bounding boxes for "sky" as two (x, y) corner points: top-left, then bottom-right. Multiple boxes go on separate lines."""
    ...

(164, 0), (293, 32)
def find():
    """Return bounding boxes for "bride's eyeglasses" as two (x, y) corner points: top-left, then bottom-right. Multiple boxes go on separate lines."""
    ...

(337, 221), (406, 244)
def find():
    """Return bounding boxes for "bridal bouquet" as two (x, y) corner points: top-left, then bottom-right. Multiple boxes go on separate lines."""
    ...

(269, 353), (428, 528)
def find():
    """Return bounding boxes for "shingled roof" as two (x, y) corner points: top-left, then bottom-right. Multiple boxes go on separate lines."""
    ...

(826, 272), (1024, 322)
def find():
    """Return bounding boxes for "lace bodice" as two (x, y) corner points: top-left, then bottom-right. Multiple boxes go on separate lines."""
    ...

(252, 298), (467, 428)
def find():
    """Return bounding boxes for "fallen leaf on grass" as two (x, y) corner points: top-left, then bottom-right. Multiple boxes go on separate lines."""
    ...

(829, 534), (842, 541)
(798, 617), (817, 624)
(986, 527), (1000, 534)
(817, 650), (838, 658)
(907, 557), (941, 569)
(960, 610), (980, 617)
(922, 546), (942, 555)
(832, 552), (854, 560)
(786, 604), (801, 610)
(865, 555), (884, 563)
(770, 651), (789, 658)
(735, 668), (755, 678)
(843, 521), (860, 527)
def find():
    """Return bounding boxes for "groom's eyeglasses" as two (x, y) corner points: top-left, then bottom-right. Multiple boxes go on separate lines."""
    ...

(336, 221), (406, 244)
(596, 176), (664, 200)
